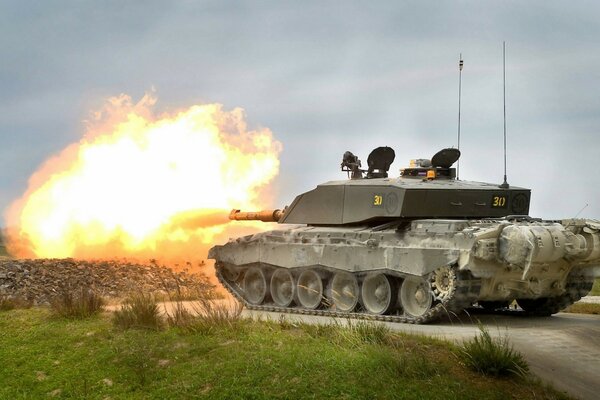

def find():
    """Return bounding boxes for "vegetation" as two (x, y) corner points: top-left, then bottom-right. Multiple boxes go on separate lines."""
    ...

(590, 279), (600, 296)
(0, 231), (8, 257)
(0, 306), (572, 400)
(0, 295), (32, 311)
(564, 302), (600, 315)
(164, 297), (243, 334)
(458, 324), (529, 378)
(49, 286), (105, 318)
(113, 293), (163, 330)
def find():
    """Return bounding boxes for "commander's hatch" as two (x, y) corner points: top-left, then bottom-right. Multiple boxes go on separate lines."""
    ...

(400, 148), (460, 180)
(367, 146), (395, 178)
(341, 146), (395, 179)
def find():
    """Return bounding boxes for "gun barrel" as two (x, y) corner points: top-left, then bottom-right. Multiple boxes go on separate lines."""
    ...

(229, 209), (283, 222)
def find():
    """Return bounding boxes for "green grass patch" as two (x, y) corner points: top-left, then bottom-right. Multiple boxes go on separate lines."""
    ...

(113, 293), (163, 330)
(165, 298), (243, 334)
(50, 287), (105, 319)
(0, 295), (33, 311)
(0, 308), (572, 399)
(458, 324), (529, 378)
(564, 302), (600, 315)
(590, 279), (600, 296)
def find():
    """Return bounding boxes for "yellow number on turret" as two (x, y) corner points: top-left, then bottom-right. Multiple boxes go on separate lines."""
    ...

(492, 196), (507, 207)
(373, 195), (383, 206)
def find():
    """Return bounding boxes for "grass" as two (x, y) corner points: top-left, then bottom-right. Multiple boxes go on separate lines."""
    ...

(564, 302), (600, 315)
(458, 324), (529, 377)
(164, 297), (243, 334)
(590, 279), (600, 296)
(0, 295), (32, 311)
(0, 307), (572, 400)
(562, 279), (600, 315)
(50, 286), (105, 318)
(113, 293), (163, 330)
(298, 318), (391, 348)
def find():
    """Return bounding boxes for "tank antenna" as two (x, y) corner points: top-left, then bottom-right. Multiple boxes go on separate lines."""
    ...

(457, 53), (464, 180)
(499, 42), (510, 189)
(574, 203), (589, 218)
(564, 203), (589, 229)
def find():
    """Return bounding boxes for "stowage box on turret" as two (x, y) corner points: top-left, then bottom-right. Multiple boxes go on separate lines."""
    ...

(209, 147), (600, 323)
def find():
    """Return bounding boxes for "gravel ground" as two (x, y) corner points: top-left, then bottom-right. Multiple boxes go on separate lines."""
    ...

(0, 258), (214, 304)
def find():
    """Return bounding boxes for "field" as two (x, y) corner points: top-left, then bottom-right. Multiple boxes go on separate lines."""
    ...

(565, 302), (600, 315)
(0, 306), (571, 400)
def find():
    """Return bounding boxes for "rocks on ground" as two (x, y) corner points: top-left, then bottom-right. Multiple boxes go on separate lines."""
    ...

(0, 258), (214, 305)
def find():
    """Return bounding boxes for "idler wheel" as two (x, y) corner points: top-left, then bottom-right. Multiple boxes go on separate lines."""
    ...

(400, 277), (433, 317)
(329, 272), (359, 312)
(270, 269), (295, 307)
(297, 270), (324, 309)
(243, 267), (267, 305)
(361, 273), (397, 315)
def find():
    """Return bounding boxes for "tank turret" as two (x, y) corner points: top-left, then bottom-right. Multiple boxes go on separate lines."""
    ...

(209, 146), (600, 324)
(279, 147), (530, 225)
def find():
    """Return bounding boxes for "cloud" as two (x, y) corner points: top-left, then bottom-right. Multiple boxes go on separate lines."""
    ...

(1, 1), (600, 222)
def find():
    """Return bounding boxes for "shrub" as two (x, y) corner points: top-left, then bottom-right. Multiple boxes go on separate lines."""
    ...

(459, 323), (528, 377)
(338, 319), (391, 347)
(300, 321), (340, 340)
(50, 286), (104, 318)
(116, 331), (163, 386)
(165, 297), (243, 334)
(113, 293), (163, 330)
(277, 314), (298, 330)
(299, 319), (391, 347)
(0, 295), (33, 311)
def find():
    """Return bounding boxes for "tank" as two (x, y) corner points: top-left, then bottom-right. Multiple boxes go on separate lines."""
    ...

(209, 147), (600, 323)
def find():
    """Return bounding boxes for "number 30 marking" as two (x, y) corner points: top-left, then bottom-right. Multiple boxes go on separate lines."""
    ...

(493, 196), (506, 207)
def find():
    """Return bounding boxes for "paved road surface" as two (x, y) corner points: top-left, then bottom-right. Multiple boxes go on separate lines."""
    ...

(242, 308), (600, 400)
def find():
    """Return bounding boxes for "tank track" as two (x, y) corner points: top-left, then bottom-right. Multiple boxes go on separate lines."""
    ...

(216, 265), (482, 324)
(516, 275), (594, 316)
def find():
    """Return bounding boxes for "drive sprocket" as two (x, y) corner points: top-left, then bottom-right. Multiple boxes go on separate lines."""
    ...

(429, 265), (457, 302)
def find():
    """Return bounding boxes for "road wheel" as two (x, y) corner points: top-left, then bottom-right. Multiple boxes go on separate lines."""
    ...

(361, 273), (397, 315)
(329, 272), (359, 312)
(270, 269), (295, 307)
(243, 267), (267, 305)
(297, 269), (323, 309)
(400, 277), (433, 317)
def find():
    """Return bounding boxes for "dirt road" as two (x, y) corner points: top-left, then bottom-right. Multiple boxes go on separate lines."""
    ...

(242, 309), (600, 400)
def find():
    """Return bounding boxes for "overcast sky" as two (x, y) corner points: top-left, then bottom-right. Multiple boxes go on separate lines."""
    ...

(1, 0), (599, 225)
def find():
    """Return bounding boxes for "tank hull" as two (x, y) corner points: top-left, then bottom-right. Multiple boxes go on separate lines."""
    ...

(209, 218), (600, 323)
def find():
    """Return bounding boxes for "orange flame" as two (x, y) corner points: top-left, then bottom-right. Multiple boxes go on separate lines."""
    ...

(4, 93), (281, 262)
